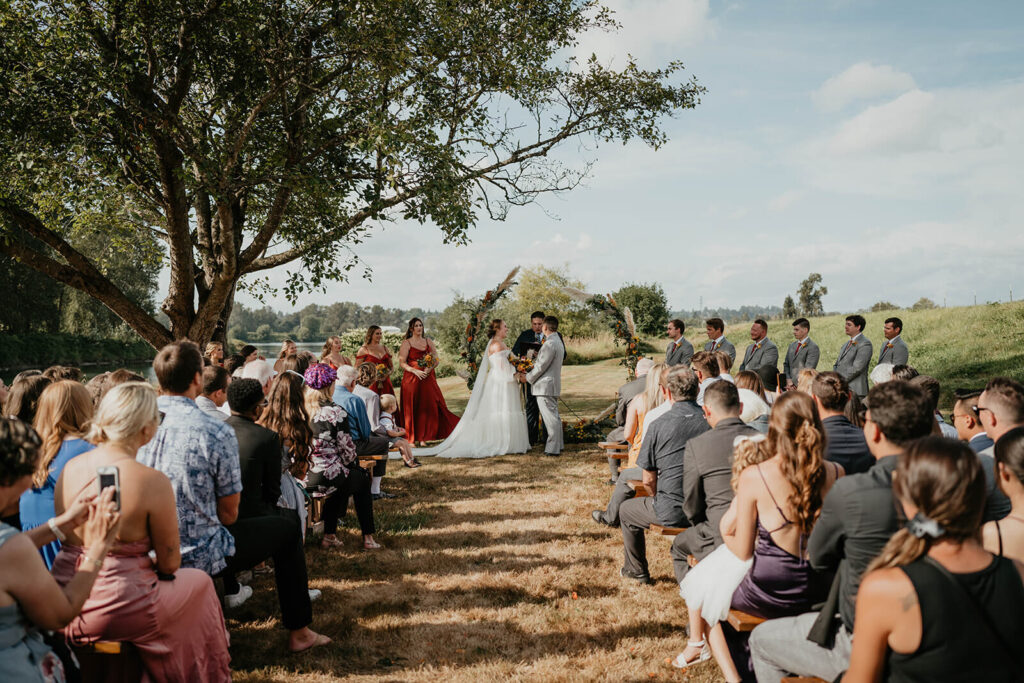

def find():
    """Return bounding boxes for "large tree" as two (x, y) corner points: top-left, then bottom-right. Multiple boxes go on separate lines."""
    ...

(0, 0), (702, 348)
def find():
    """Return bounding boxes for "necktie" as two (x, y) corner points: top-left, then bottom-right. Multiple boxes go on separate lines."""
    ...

(536, 332), (541, 343)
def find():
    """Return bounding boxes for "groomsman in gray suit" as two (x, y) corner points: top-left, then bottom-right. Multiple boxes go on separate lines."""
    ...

(738, 318), (779, 374)
(878, 317), (910, 366)
(833, 314), (873, 398)
(525, 315), (565, 456)
(665, 319), (694, 366)
(703, 317), (736, 363)
(783, 317), (820, 389)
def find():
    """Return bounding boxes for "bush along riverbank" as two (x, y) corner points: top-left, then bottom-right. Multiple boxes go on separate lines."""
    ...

(0, 333), (154, 371)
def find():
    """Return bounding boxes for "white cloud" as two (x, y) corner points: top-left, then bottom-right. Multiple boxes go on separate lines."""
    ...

(768, 190), (803, 212)
(813, 62), (916, 112)
(573, 0), (714, 68)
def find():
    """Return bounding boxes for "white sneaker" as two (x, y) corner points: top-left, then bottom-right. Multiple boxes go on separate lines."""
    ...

(308, 588), (322, 602)
(225, 585), (253, 608)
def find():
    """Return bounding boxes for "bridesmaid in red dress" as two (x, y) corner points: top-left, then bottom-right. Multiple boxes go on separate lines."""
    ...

(354, 325), (400, 422)
(320, 335), (351, 369)
(399, 318), (459, 445)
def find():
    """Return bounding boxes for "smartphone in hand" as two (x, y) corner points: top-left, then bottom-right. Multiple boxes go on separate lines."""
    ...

(96, 465), (121, 512)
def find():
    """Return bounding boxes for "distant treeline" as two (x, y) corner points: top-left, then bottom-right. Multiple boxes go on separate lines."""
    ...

(228, 302), (439, 343)
(672, 305), (784, 325)
(0, 333), (153, 369)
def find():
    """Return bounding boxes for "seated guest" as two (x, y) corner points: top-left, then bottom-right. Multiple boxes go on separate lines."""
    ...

(704, 318), (736, 363)
(749, 381), (934, 683)
(952, 388), (994, 452)
(204, 341), (224, 367)
(811, 372), (874, 475)
(736, 388), (770, 434)
(139, 341), (327, 652)
(890, 364), (918, 381)
(280, 352), (313, 376)
(715, 351), (735, 383)
(909, 375), (959, 439)
(3, 374), (51, 423)
(257, 373), (314, 534)
(691, 351), (722, 407)
(224, 353), (246, 377)
(783, 318), (820, 389)
(672, 381), (758, 585)
(984, 427), (1024, 562)
(304, 364), (380, 550)
(332, 365), (392, 500)
(738, 319), (778, 375)
(844, 437), (1024, 681)
(354, 363), (383, 431)
(795, 368), (818, 395)
(605, 358), (654, 484)
(714, 392), (842, 682)
(53, 383), (231, 680)
(975, 376), (1024, 521)
(240, 344), (260, 366)
(592, 363), (666, 527)
(734, 371), (768, 404)
(20, 381), (94, 568)
(617, 366), (709, 584)
(241, 357), (276, 392)
(196, 365), (230, 422)
(84, 372), (110, 405)
(379, 394), (419, 469)
(754, 365), (779, 404)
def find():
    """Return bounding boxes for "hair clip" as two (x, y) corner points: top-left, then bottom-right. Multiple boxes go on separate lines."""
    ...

(906, 512), (945, 539)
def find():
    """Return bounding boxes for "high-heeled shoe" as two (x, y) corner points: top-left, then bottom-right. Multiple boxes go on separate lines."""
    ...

(672, 640), (711, 668)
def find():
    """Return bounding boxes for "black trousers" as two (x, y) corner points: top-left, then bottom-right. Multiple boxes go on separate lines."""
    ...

(355, 434), (390, 476)
(523, 382), (539, 445)
(306, 467), (376, 536)
(221, 515), (312, 630)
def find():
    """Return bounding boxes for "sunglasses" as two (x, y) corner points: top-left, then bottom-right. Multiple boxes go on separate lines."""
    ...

(971, 405), (992, 418)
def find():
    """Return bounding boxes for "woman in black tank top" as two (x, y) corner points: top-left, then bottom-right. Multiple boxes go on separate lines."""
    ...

(843, 437), (1024, 682)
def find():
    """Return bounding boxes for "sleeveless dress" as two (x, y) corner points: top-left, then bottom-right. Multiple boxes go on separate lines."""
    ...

(401, 344), (460, 442)
(51, 540), (231, 682)
(725, 464), (830, 681)
(0, 523), (65, 682)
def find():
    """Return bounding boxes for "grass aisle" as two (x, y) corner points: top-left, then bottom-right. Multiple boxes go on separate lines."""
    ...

(229, 447), (723, 682)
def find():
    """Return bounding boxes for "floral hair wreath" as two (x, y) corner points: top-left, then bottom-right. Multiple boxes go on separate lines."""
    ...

(304, 363), (337, 390)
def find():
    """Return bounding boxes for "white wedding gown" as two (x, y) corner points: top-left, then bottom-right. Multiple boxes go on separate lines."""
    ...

(414, 349), (529, 458)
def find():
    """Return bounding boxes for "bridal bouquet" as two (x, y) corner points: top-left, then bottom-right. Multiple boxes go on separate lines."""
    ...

(509, 353), (534, 373)
(375, 363), (390, 388)
(415, 354), (437, 370)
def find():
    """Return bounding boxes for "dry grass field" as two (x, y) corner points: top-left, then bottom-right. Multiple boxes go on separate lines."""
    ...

(229, 448), (724, 682)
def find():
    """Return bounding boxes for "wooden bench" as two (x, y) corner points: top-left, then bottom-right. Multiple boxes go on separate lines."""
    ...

(781, 678), (828, 683)
(649, 523), (686, 536)
(358, 454), (386, 471)
(626, 480), (649, 497)
(727, 609), (765, 632)
(73, 640), (144, 682)
(302, 485), (337, 534)
(598, 441), (628, 460)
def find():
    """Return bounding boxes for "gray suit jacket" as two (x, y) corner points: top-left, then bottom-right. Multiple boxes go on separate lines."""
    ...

(704, 338), (736, 363)
(739, 339), (779, 373)
(783, 339), (820, 382)
(877, 336), (909, 366)
(833, 335), (873, 397)
(666, 338), (694, 367)
(526, 333), (564, 396)
(680, 417), (759, 559)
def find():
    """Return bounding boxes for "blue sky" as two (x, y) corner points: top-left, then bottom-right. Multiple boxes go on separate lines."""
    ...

(234, 0), (1024, 314)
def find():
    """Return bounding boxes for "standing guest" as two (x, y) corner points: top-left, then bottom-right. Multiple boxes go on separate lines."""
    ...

(354, 326), (400, 413)
(983, 427), (1024, 562)
(704, 318), (736, 363)
(333, 365), (394, 500)
(320, 336), (351, 370)
(952, 389), (994, 452)
(738, 319), (778, 375)
(20, 381), (94, 568)
(273, 339), (298, 374)
(354, 363), (383, 432)
(196, 365), (230, 422)
(604, 358), (653, 484)
(665, 319), (694, 367)
(204, 342), (224, 367)
(833, 314), (872, 399)
(812, 372), (874, 475)
(512, 311), (547, 446)
(976, 376), (1024, 521)
(53, 382), (232, 679)
(0, 417), (120, 683)
(692, 350), (723, 407)
(783, 318), (820, 389)
(617, 366), (710, 584)
(715, 351), (735, 383)
(399, 317), (459, 445)
(257, 373), (314, 534)
(843, 437), (1024, 682)
(909, 375), (959, 439)
(3, 375), (51, 423)
(877, 316), (909, 366)
(748, 381), (935, 683)
(303, 364), (380, 550)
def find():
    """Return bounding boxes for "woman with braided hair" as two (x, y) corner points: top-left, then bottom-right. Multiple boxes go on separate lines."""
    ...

(713, 391), (843, 682)
(844, 437), (1024, 682)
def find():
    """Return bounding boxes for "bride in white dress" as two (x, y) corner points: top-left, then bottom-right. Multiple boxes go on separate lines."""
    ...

(415, 319), (530, 458)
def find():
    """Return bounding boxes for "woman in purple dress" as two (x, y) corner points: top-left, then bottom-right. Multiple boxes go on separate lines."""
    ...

(713, 391), (843, 682)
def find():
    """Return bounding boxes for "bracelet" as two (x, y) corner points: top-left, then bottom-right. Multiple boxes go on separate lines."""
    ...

(47, 517), (66, 543)
(81, 553), (104, 571)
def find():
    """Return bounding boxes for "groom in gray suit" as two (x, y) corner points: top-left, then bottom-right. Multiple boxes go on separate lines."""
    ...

(665, 319), (694, 366)
(878, 317), (910, 366)
(525, 315), (565, 456)
(739, 318), (779, 374)
(833, 314), (873, 398)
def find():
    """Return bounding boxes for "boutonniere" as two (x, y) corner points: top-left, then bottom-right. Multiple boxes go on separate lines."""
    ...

(850, 341), (858, 346)
(886, 343), (894, 349)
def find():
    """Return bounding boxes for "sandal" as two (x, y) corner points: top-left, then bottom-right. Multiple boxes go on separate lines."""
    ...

(403, 458), (422, 468)
(672, 640), (711, 668)
(363, 539), (383, 550)
(320, 535), (343, 549)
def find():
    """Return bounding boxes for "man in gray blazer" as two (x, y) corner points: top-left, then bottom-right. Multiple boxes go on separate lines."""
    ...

(783, 317), (820, 388)
(525, 315), (565, 456)
(878, 317), (909, 366)
(665, 318), (694, 366)
(833, 314), (873, 398)
(703, 317), (736, 363)
(738, 318), (779, 374)
(671, 381), (758, 583)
